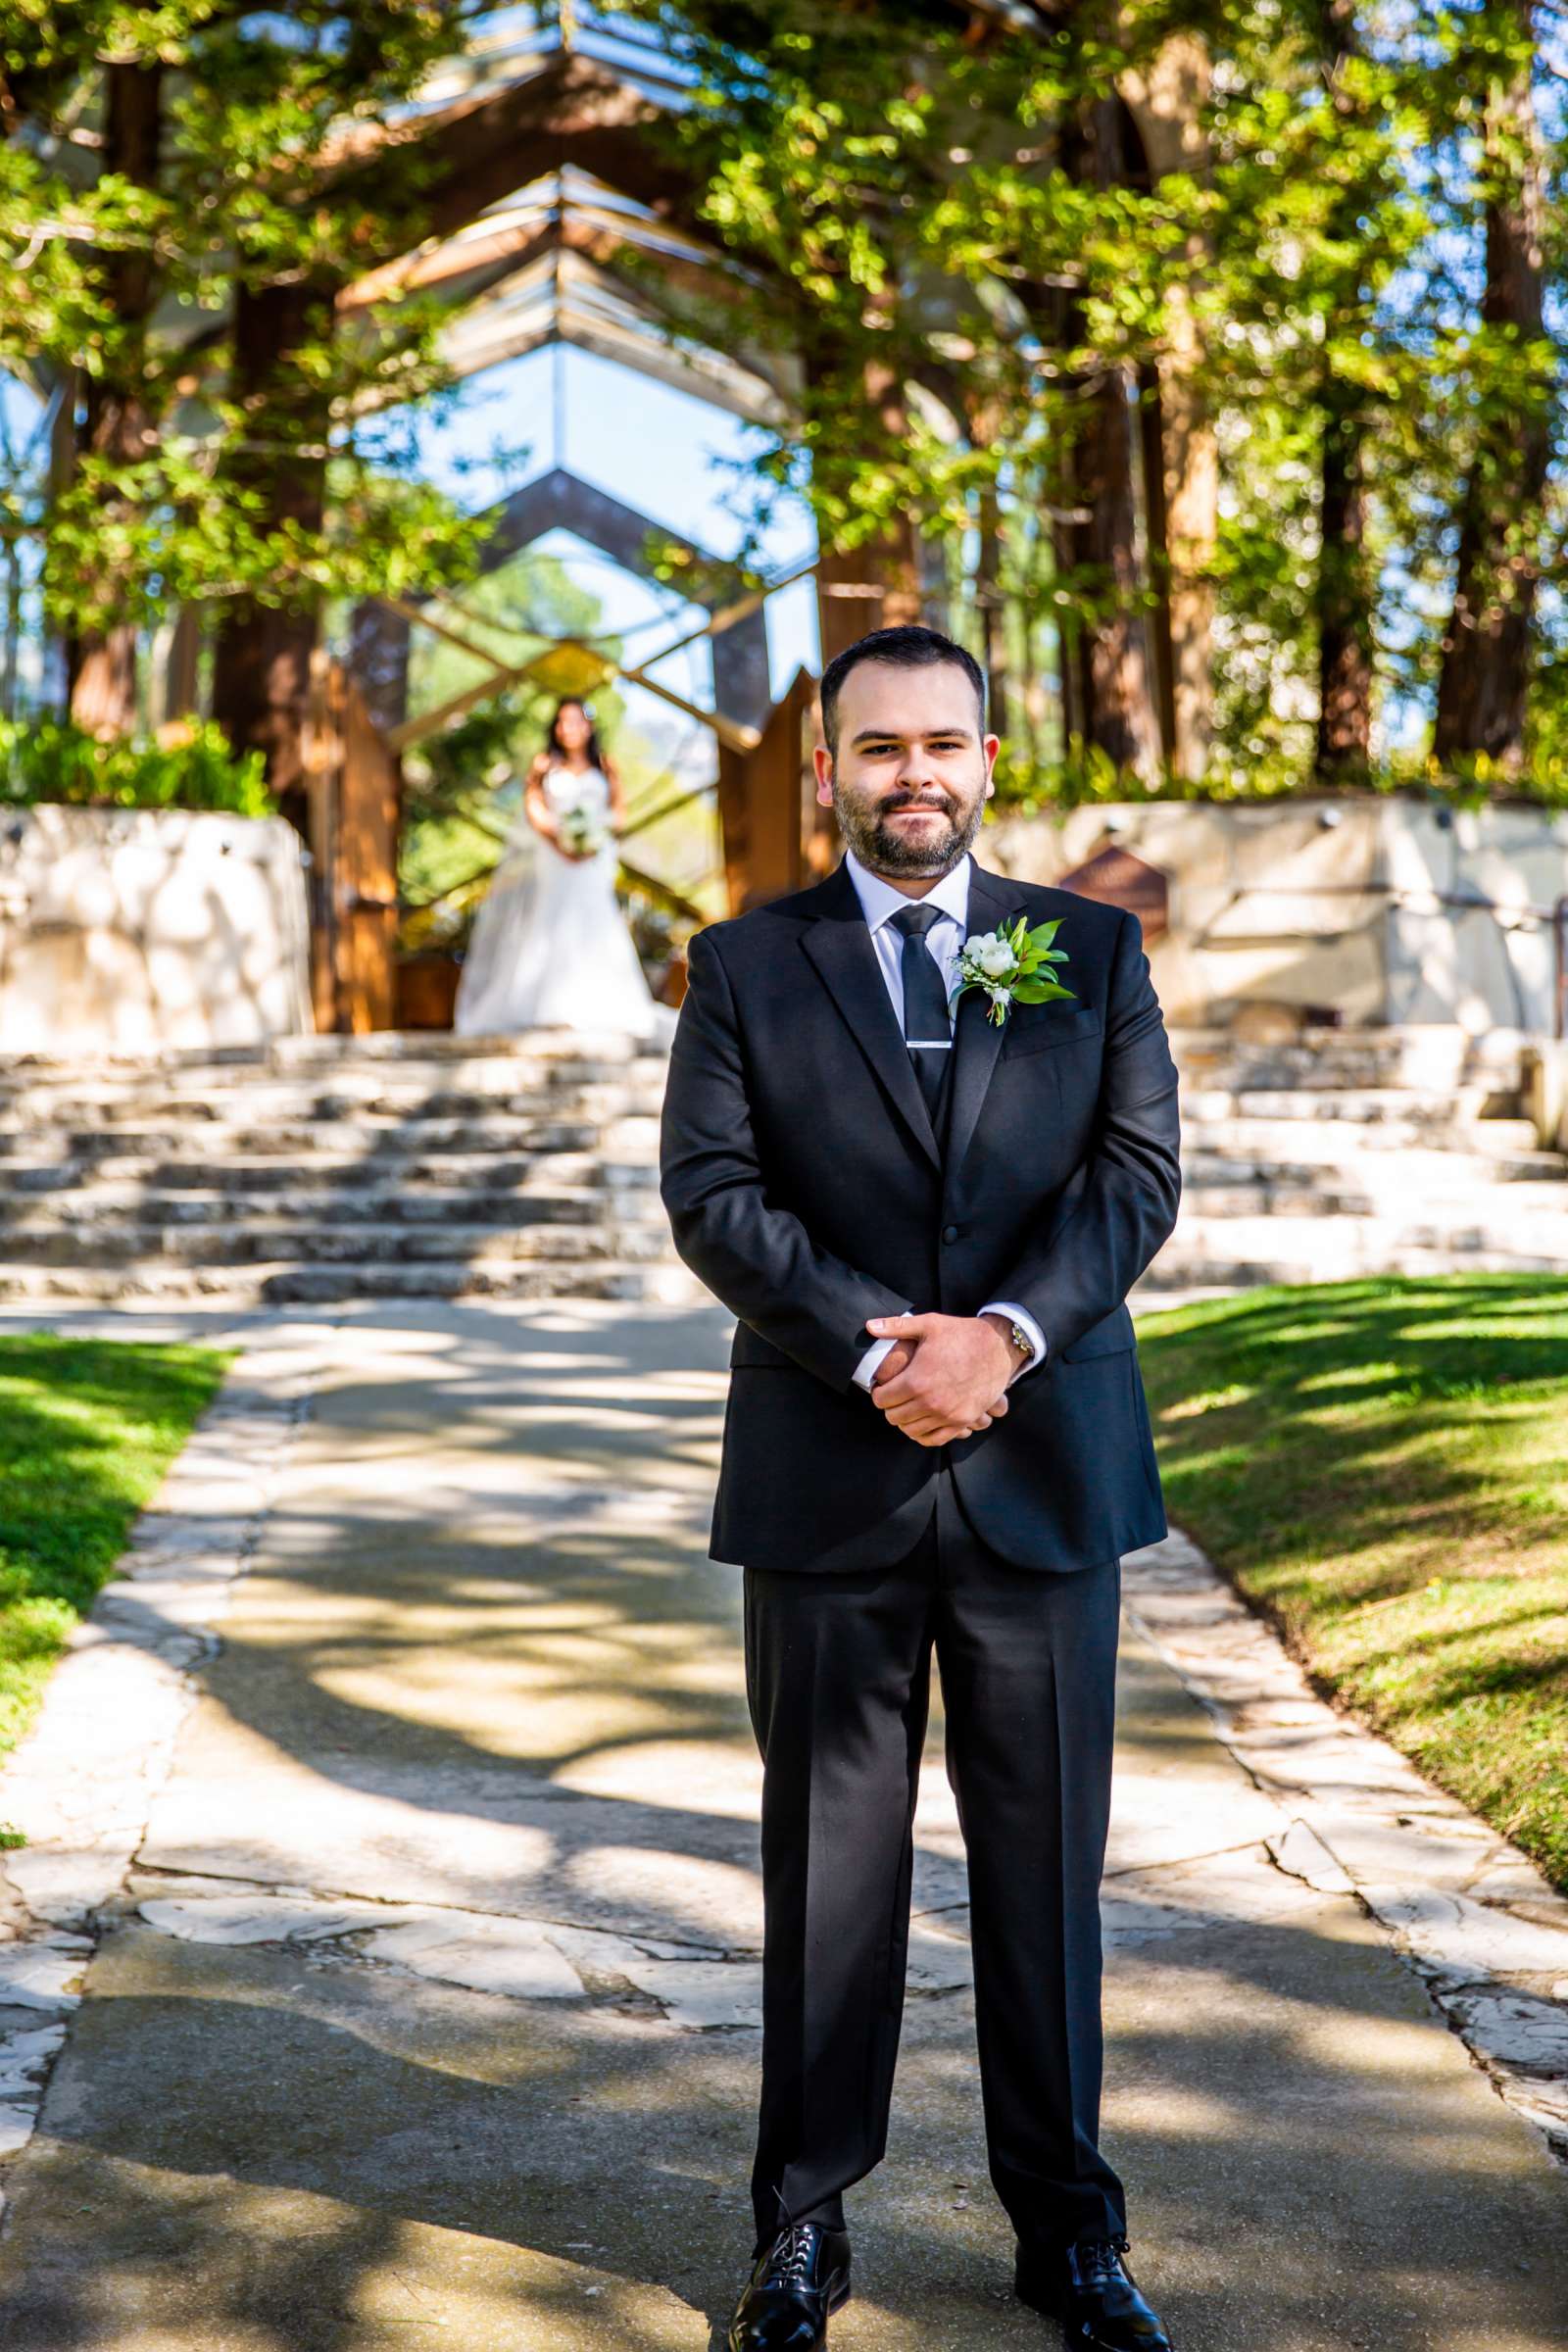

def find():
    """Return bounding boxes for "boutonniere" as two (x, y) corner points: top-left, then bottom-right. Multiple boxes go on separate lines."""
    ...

(951, 912), (1074, 1026)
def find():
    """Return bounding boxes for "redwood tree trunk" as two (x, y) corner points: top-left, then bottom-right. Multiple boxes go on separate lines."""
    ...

(1434, 0), (1549, 771)
(1054, 82), (1161, 782)
(1316, 372), (1375, 776)
(1314, 0), (1375, 779)
(966, 390), (1009, 736)
(67, 57), (162, 735)
(1060, 364), (1161, 778)
(209, 276), (335, 827)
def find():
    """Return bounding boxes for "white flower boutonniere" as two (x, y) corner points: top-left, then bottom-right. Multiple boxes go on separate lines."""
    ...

(951, 912), (1074, 1026)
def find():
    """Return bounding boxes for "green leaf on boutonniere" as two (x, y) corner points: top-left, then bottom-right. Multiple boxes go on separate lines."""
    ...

(951, 911), (1076, 1024)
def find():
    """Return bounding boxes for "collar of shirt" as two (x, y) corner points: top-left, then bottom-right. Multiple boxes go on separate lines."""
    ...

(842, 846), (971, 941)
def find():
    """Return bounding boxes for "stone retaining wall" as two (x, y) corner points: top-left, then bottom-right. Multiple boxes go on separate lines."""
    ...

(0, 805), (313, 1053)
(987, 797), (1568, 1037)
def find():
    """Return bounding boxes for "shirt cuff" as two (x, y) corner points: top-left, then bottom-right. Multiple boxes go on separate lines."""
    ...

(853, 1336), (898, 1391)
(978, 1300), (1047, 1378)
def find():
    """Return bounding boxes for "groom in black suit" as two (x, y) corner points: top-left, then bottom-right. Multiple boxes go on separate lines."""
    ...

(659, 625), (1181, 2352)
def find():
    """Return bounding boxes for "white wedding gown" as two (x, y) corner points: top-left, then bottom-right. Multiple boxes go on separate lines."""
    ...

(453, 762), (665, 1041)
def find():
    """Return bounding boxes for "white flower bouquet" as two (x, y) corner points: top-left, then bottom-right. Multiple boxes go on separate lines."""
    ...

(558, 803), (610, 858)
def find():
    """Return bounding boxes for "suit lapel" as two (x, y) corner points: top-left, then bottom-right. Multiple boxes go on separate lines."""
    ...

(944, 860), (1014, 1178)
(800, 862), (944, 1173)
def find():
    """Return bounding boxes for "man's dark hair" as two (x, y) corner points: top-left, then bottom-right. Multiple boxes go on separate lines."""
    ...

(818, 624), (988, 761)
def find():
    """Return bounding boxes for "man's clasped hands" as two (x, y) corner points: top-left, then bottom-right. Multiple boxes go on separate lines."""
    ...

(861, 1311), (1028, 1447)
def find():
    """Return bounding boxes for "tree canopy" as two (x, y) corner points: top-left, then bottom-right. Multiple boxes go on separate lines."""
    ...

(2, 0), (1565, 802)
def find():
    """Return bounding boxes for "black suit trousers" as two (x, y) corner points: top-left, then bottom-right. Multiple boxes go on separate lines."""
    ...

(741, 1469), (1127, 2256)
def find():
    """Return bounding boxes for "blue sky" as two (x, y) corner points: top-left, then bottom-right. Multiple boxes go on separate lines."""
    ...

(415, 340), (821, 776)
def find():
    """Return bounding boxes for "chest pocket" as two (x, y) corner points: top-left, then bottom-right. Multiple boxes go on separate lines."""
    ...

(1003, 1004), (1103, 1058)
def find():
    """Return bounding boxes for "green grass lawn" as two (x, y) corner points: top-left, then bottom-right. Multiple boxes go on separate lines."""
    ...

(1135, 1275), (1568, 1890)
(0, 1333), (236, 1790)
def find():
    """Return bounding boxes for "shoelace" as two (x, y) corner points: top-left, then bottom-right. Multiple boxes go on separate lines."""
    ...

(762, 2224), (818, 2287)
(1075, 2233), (1133, 2285)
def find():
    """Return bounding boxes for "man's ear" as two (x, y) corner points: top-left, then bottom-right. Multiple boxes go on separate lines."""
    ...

(813, 745), (835, 808)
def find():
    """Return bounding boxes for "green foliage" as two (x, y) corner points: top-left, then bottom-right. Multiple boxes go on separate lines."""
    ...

(0, 1332), (234, 1781)
(39, 412), (490, 643)
(8, 0), (1568, 789)
(625, 0), (1568, 793)
(4, 3), (484, 648)
(0, 717), (270, 813)
(988, 746), (1568, 813)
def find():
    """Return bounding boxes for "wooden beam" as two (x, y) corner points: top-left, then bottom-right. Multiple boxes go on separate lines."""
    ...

(629, 554), (820, 676)
(616, 662), (760, 753)
(376, 593), (523, 674)
(390, 637), (763, 757)
(328, 52), (710, 273)
(342, 197), (745, 316)
(387, 656), (536, 752)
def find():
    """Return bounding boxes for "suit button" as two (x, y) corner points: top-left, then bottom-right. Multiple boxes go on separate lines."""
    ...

(941, 1223), (959, 1244)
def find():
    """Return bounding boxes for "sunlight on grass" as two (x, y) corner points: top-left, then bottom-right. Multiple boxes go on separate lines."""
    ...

(0, 1333), (235, 1787)
(1158, 1383), (1255, 1418)
(1138, 1275), (1568, 1890)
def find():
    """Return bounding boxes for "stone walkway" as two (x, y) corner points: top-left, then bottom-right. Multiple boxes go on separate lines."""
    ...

(0, 1297), (1564, 2350)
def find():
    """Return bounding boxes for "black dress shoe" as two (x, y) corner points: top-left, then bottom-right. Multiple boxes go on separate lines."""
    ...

(727, 2220), (852, 2352)
(1015, 2232), (1172, 2350)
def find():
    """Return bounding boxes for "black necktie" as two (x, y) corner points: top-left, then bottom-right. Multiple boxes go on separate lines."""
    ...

(890, 902), (952, 1122)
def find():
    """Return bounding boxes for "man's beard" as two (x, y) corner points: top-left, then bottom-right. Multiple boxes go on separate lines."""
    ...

(832, 780), (987, 876)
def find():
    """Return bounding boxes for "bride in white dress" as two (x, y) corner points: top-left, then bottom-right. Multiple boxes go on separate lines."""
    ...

(453, 697), (664, 1041)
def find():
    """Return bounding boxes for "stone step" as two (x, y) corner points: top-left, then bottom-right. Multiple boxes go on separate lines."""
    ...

(1179, 1117), (1558, 1163)
(1139, 1241), (1568, 1288)
(4, 1087), (1540, 1152)
(0, 1074), (671, 1126)
(1154, 1210), (1568, 1272)
(0, 1179), (670, 1233)
(9, 1174), (1560, 1249)
(0, 1024), (1557, 1305)
(12, 1160), (1555, 1231)
(1179, 1165), (1568, 1213)
(1178, 1122), (1560, 1177)
(0, 1032), (665, 1071)
(0, 1048), (663, 1085)
(1173, 1179), (1378, 1218)
(0, 1255), (704, 1306)
(1180, 1084), (1500, 1128)
(269, 1028), (668, 1068)
(1185, 1116), (1560, 1162)
(0, 1152), (662, 1201)
(0, 1114), (650, 1162)
(0, 1214), (674, 1269)
(0, 1020), (1507, 1087)
(0, 1030), (667, 1080)
(1167, 1022), (1529, 1093)
(1175, 1171), (1568, 1223)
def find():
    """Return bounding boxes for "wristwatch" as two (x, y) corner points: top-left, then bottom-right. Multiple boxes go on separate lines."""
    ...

(1002, 1317), (1034, 1367)
(983, 1312), (1035, 1373)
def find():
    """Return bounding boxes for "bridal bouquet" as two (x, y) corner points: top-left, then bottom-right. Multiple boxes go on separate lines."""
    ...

(558, 804), (610, 858)
(952, 913), (1073, 1025)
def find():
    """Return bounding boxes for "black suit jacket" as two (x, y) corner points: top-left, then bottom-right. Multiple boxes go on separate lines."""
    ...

(658, 856), (1182, 1573)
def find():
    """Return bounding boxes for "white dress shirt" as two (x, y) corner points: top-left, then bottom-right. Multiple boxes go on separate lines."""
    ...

(841, 848), (1047, 1394)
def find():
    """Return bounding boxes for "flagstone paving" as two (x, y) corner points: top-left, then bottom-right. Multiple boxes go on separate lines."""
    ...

(0, 1295), (1563, 2350)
